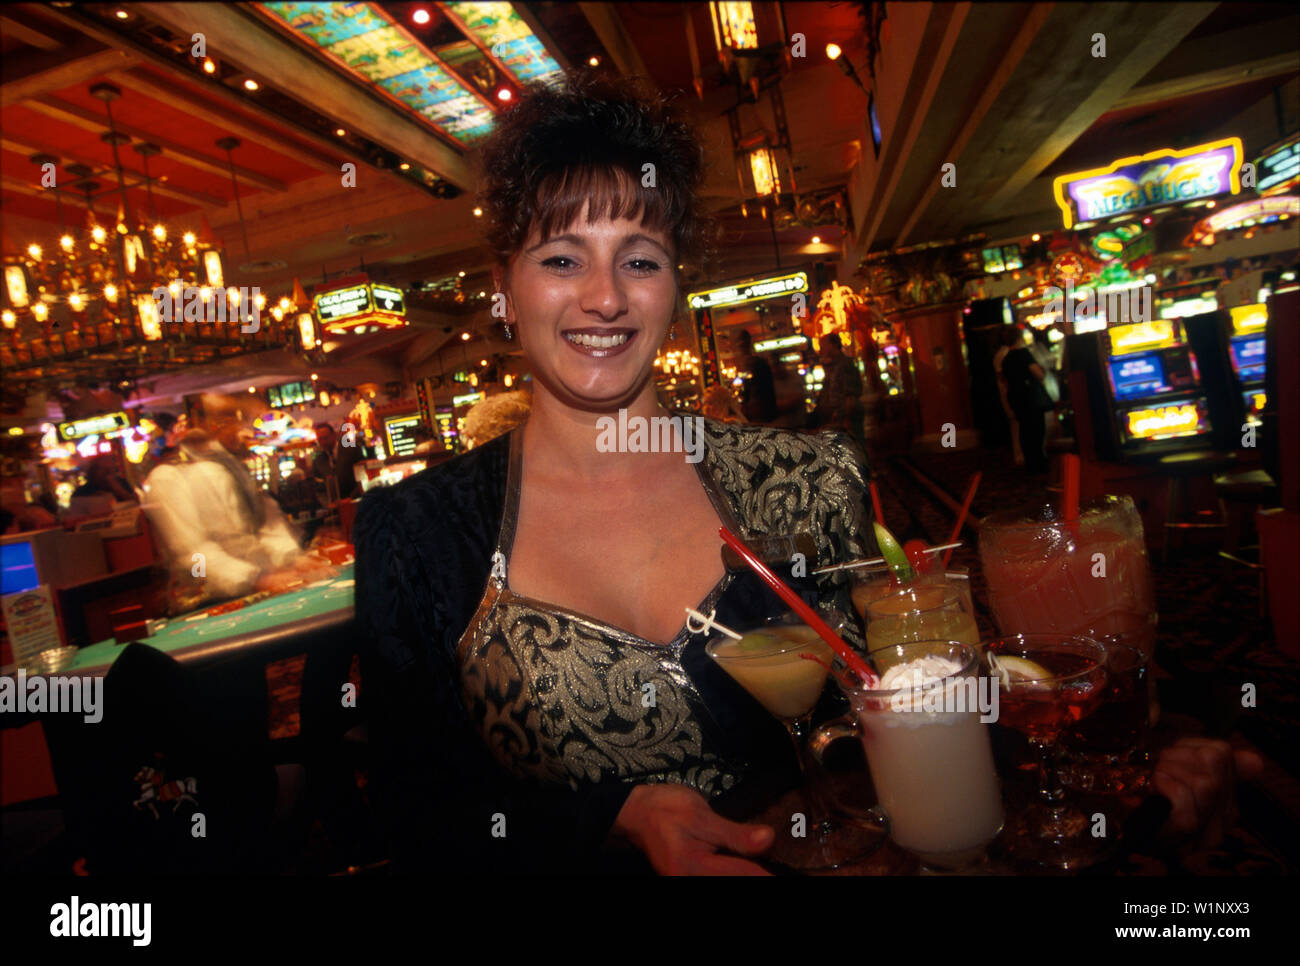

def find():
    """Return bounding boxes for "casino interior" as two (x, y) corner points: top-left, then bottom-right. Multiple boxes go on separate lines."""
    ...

(1, 2), (1298, 879)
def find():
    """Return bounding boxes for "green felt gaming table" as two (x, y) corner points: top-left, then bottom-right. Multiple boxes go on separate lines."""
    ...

(67, 564), (355, 674)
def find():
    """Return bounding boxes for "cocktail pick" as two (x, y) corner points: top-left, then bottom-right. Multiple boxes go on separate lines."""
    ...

(987, 652), (1011, 690)
(943, 471), (982, 569)
(684, 607), (742, 640)
(812, 543), (963, 576)
(718, 526), (878, 686)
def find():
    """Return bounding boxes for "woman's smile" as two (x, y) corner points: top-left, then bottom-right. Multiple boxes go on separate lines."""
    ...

(562, 327), (637, 356)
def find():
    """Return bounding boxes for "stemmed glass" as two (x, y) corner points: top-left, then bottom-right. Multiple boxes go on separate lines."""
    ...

(706, 619), (886, 872)
(984, 634), (1108, 870)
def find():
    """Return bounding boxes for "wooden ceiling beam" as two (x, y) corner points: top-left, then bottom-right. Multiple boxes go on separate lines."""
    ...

(0, 45), (138, 107)
(134, 2), (474, 189)
(108, 68), (338, 175)
(0, 13), (61, 50)
(1, 135), (227, 208)
(577, 3), (650, 79)
(35, 3), (346, 175)
(27, 95), (288, 193)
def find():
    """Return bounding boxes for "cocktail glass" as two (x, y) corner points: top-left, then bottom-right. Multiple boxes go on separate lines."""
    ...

(811, 640), (1004, 870)
(978, 496), (1158, 796)
(1061, 634), (1155, 795)
(977, 495), (1157, 657)
(984, 634), (1108, 870)
(706, 620), (886, 872)
(851, 566), (974, 628)
(863, 584), (980, 656)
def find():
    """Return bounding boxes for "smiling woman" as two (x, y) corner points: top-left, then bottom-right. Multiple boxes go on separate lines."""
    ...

(353, 73), (877, 876)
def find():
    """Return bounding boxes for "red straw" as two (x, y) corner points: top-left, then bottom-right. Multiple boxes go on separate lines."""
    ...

(869, 481), (885, 527)
(943, 471), (982, 569)
(719, 526), (878, 686)
(1062, 453), (1081, 528)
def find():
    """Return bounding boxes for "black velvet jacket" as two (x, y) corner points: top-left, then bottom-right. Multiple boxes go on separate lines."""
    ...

(355, 424), (873, 873)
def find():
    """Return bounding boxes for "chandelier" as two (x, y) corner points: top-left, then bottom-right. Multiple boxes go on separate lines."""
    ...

(0, 82), (305, 391)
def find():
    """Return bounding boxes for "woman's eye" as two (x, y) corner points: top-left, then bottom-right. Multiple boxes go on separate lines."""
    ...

(541, 256), (578, 270)
(625, 259), (661, 274)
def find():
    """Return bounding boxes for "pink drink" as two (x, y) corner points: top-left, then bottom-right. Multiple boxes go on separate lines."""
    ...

(977, 496), (1156, 656)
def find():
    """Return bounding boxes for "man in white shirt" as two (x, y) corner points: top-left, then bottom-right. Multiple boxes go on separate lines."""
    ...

(143, 430), (323, 599)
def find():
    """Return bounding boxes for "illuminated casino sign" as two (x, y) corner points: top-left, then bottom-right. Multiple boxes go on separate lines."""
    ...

(57, 411), (130, 442)
(312, 276), (408, 336)
(1188, 196), (1300, 245)
(1054, 138), (1244, 228)
(687, 271), (808, 310)
(1255, 134), (1299, 196)
(1124, 401), (1208, 442)
(1108, 319), (1178, 355)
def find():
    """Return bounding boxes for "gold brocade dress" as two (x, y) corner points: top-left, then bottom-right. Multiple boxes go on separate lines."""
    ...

(454, 418), (874, 799)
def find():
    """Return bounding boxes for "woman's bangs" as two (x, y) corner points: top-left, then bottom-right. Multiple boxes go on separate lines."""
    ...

(531, 165), (677, 249)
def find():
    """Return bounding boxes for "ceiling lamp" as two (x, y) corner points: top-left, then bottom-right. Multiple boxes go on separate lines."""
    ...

(0, 84), (305, 387)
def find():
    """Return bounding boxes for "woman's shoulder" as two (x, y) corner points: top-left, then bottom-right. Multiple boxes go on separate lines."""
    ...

(354, 432), (511, 539)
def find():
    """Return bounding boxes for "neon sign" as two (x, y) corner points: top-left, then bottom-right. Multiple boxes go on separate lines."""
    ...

(1108, 320), (1178, 355)
(1188, 196), (1299, 245)
(57, 411), (130, 442)
(312, 276), (408, 335)
(1125, 402), (1205, 441)
(1054, 138), (1244, 228)
(687, 271), (808, 310)
(1229, 304), (1267, 334)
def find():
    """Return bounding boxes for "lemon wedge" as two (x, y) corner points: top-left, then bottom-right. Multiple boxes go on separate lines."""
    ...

(993, 655), (1051, 681)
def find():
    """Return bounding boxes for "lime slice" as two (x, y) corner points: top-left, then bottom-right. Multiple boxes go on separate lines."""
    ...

(873, 521), (915, 581)
(737, 630), (779, 652)
(994, 655), (1051, 681)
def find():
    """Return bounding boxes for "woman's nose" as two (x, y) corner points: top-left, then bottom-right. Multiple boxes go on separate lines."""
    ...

(579, 261), (628, 320)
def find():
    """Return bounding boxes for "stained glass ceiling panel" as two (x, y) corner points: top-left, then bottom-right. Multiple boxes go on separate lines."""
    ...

(257, 1), (532, 145)
(439, 2), (565, 86)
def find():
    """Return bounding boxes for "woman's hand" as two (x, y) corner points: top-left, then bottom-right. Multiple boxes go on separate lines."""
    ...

(611, 783), (775, 875)
(1153, 737), (1264, 852)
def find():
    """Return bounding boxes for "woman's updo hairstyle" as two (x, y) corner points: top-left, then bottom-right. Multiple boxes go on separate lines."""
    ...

(479, 72), (711, 270)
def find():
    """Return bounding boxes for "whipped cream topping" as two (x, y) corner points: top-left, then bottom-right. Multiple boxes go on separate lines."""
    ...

(879, 655), (963, 692)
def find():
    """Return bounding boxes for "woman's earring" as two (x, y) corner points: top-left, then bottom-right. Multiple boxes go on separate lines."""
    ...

(503, 321), (513, 341)
(668, 320), (678, 340)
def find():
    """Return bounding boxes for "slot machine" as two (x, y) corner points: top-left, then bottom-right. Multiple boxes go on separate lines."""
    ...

(1225, 303), (1268, 428)
(1094, 319), (1220, 460)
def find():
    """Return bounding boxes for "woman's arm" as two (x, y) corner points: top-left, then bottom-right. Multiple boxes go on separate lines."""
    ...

(354, 484), (638, 872)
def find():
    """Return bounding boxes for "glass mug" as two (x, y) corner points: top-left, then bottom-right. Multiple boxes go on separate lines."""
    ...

(810, 641), (1004, 870)
(863, 585), (980, 656)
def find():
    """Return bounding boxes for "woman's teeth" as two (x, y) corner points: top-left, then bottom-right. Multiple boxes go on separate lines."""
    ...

(565, 332), (630, 348)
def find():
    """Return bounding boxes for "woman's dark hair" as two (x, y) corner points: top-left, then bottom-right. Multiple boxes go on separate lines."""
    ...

(479, 72), (711, 269)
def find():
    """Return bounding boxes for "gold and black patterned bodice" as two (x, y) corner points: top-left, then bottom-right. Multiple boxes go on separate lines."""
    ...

(455, 418), (872, 799)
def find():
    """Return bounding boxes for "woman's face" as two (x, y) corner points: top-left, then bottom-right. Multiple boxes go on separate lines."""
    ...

(502, 207), (677, 412)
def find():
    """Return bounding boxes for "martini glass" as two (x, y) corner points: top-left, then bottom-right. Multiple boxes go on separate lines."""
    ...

(984, 634), (1108, 870)
(706, 620), (886, 872)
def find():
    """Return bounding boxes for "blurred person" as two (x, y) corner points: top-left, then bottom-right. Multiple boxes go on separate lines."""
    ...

(1000, 326), (1052, 474)
(73, 455), (137, 503)
(142, 428), (329, 601)
(770, 357), (808, 429)
(311, 423), (363, 501)
(700, 384), (746, 423)
(811, 333), (864, 442)
(412, 425), (443, 455)
(734, 328), (776, 423)
(993, 325), (1025, 466)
